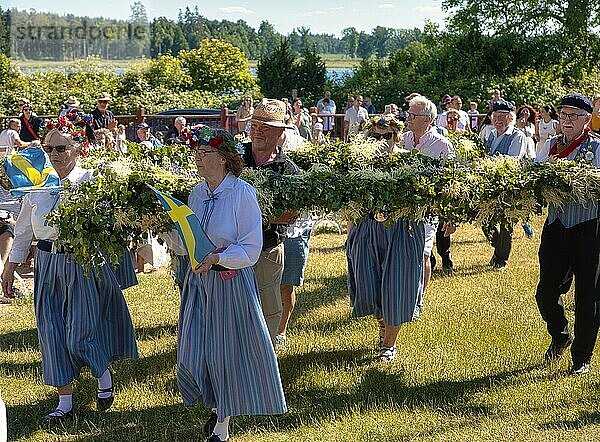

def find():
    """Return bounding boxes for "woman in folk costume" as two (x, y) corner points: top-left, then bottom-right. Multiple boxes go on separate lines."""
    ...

(346, 114), (425, 362)
(167, 126), (286, 442)
(1, 112), (138, 421)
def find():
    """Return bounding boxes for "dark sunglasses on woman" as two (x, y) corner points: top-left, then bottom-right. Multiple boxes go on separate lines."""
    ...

(371, 132), (394, 140)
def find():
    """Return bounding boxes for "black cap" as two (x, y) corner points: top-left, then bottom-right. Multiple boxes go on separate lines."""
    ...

(491, 99), (514, 113)
(559, 93), (593, 114)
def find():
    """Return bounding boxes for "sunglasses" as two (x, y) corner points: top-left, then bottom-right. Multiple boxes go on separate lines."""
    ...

(371, 132), (394, 140)
(195, 148), (221, 157)
(43, 145), (69, 153)
(98, 100), (109, 103)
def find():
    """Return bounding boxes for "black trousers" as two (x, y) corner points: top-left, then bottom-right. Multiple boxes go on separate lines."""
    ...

(482, 223), (513, 266)
(535, 218), (600, 364)
(435, 221), (452, 268)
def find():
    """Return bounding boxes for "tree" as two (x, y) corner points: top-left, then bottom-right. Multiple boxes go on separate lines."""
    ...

(341, 27), (359, 58)
(296, 45), (326, 104)
(256, 38), (297, 99)
(178, 39), (257, 95)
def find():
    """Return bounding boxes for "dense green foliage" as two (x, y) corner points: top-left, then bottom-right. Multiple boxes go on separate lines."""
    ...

(0, 40), (259, 116)
(335, 15), (600, 112)
(257, 40), (326, 104)
(3, 4), (422, 61)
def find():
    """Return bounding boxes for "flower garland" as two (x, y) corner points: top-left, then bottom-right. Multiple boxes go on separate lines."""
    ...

(181, 124), (244, 154)
(44, 134), (600, 270)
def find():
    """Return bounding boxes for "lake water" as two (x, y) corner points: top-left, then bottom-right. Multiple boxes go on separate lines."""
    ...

(19, 66), (354, 79)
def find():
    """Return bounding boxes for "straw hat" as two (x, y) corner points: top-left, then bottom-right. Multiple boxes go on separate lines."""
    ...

(250, 99), (294, 128)
(96, 92), (112, 101)
(64, 96), (81, 107)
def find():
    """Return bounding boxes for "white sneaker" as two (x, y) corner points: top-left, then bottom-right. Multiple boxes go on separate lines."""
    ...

(274, 333), (287, 349)
(379, 345), (397, 362)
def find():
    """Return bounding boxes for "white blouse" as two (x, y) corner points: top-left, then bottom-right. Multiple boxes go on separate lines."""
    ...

(9, 166), (94, 263)
(169, 172), (263, 269)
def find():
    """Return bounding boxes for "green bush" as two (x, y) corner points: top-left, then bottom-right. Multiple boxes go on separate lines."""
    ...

(179, 39), (258, 95)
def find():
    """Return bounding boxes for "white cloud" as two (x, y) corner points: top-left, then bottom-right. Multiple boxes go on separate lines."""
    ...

(411, 6), (442, 13)
(378, 3), (395, 8)
(299, 10), (328, 17)
(218, 6), (255, 14)
(329, 6), (344, 10)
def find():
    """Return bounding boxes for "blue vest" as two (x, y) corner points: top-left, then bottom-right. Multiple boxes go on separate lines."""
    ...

(487, 130), (520, 156)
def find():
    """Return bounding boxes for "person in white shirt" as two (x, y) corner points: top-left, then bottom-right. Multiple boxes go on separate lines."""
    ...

(166, 127), (287, 442)
(402, 95), (456, 294)
(0, 119), (40, 154)
(437, 95), (470, 131)
(1, 117), (138, 422)
(344, 95), (369, 141)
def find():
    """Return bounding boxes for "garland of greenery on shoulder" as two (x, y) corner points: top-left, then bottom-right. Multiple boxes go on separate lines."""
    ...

(46, 134), (600, 269)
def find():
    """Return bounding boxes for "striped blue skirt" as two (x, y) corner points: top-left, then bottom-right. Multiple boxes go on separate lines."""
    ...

(112, 247), (138, 290)
(177, 266), (287, 420)
(33, 249), (139, 387)
(346, 218), (425, 326)
(173, 254), (191, 293)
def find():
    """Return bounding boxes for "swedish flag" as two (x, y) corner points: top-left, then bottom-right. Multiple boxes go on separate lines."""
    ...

(3, 147), (60, 195)
(148, 185), (216, 270)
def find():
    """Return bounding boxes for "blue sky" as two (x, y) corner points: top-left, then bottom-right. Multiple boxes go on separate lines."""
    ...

(0, 0), (448, 35)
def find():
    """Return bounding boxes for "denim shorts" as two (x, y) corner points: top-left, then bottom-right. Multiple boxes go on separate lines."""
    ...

(281, 229), (312, 286)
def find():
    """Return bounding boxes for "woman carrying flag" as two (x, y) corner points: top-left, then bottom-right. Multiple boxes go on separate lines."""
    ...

(164, 126), (286, 442)
(0, 112), (138, 421)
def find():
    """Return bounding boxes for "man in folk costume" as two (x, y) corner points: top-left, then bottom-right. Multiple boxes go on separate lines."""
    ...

(535, 93), (600, 375)
(483, 99), (528, 270)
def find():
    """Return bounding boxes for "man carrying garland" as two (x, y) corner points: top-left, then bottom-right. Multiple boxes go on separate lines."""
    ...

(535, 93), (600, 375)
(483, 99), (528, 270)
(245, 98), (301, 344)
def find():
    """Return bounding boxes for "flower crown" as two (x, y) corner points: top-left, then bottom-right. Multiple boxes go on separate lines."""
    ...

(181, 125), (244, 155)
(39, 111), (94, 147)
(364, 114), (404, 133)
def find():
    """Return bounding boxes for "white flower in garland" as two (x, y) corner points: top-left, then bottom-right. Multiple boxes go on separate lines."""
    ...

(585, 150), (595, 162)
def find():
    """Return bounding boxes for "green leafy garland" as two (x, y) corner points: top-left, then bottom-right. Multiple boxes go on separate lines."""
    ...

(44, 136), (600, 269)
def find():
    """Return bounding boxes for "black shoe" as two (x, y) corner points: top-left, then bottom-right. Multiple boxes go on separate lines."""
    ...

(203, 411), (218, 438)
(544, 335), (573, 362)
(570, 361), (590, 376)
(97, 369), (114, 412)
(42, 408), (73, 423)
(207, 435), (228, 442)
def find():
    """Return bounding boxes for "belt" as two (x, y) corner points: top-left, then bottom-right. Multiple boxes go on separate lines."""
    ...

(37, 240), (71, 254)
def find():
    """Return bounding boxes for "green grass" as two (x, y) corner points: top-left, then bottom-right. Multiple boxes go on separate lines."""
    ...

(2, 215), (600, 441)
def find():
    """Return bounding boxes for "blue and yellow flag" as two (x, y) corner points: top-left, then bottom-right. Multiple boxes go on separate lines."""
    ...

(4, 147), (60, 196)
(147, 185), (216, 269)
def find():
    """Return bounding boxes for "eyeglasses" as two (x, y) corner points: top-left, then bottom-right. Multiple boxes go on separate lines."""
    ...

(98, 100), (109, 104)
(43, 145), (69, 153)
(370, 132), (394, 140)
(195, 148), (220, 157)
(447, 116), (459, 121)
(407, 112), (430, 119)
(559, 112), (587, 121)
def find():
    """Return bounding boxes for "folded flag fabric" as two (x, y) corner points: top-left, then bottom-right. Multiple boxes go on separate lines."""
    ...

(2, 147), (61, 196)
(147, 185), (216, 270)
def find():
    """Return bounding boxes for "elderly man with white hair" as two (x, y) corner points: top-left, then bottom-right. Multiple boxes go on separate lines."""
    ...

(402, 95), (456, 299)
(165, 116), (187, 145)
(482, 99), (528, 271)
(535, 93), (600, 376)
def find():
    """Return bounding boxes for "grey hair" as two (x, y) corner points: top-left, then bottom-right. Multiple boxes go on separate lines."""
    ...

(175, 116), (186, 125)
(409, 95), (438, 122)
(8, 118), (20, 128)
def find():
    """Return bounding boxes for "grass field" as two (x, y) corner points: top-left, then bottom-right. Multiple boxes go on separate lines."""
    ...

(2, 215), (600, 441)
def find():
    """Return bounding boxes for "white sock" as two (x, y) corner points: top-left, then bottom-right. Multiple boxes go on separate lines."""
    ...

(47, 394), (72, 416)
(212, 416), (230, 441)
(212, 408), (217, 414)
(97, 369), (113, 399)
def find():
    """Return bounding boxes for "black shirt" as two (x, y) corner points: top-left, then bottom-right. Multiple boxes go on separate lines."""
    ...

(19, 115), (42, 142)
(91, 108), (115, 130)
(243, 142), (301, 250)
(165, 127), (184, 145)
